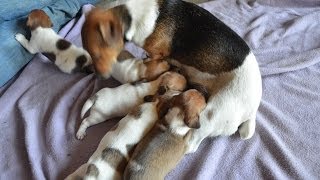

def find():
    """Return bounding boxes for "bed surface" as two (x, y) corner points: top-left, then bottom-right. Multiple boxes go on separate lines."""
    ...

(1, 0), (320, 179)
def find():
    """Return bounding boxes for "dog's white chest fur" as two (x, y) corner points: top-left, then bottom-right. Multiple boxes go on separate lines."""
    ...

(125, 0), (159, 46)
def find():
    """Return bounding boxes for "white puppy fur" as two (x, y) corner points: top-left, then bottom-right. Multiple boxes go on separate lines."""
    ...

(76, 71), (186, 140)
(111, 53), (170, 84)
(15, 10), (92, 74)
(169, 52), (262, 153)
(66, 101), (159, 180)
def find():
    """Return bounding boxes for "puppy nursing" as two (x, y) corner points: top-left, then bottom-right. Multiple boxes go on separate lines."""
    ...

(15, 9), (92, 74)
(76, 71), (186, 139)
(66, 100), (161, 180)
(124, 89), (206, 180)
(113, 50), (170, 83)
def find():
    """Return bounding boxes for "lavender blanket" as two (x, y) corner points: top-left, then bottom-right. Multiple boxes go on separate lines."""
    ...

(1, 1), (320, 179)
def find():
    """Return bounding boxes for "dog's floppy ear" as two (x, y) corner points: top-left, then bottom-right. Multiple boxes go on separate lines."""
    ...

(184, 114), (201, 129)
(98, 19), (122, 46)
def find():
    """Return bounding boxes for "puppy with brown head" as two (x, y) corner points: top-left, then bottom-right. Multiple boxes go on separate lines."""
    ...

(111, 51), (170, 84)
(15, 9), (92, 74)
(124, 89), (206, 180)
(76, 71), (187, 140)
(26, 9), (53, 30)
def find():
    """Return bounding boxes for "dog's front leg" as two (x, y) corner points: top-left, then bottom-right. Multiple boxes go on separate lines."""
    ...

(15, 33), (38, 54)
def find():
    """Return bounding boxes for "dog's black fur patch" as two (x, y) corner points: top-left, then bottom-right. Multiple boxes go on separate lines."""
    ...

(157, 0), (250, 74)
(42, 52), (56, 62)
(56, 39), (71, 50)
(72, 55), (87, 73)
(86, 164), (99, 177)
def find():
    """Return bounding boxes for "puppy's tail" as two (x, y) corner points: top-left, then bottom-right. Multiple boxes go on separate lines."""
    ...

(81, 96), (96, 118)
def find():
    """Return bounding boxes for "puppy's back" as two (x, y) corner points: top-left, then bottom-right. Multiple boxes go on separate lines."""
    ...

(124, 125), (188, 180)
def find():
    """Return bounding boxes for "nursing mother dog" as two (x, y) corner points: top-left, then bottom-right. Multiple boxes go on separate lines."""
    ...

(82, 0), (262, 153)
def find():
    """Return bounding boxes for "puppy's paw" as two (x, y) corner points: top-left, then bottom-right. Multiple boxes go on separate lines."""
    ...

(76, 130), (86, 140)
(15, 33), (26, 42)
(239, 120), (255, 140)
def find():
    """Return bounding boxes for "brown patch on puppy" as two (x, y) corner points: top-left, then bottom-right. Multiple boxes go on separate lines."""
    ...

(177, 89), (206, 128)
(56, 39), (71, 50)
(86, 164), (99, 177)
(117, 50), (134, 62)
(128, 106), (142, 119)
(82, 7), (128, 77)
(42, 52), (56, 62)
(159, 72), (187, 92)
(162, 89), (206, 129)
(109, 123), (119, 132)
(207, 111), (213, 120)
(142, 59), (170, 81)
(126, 144), (137, 157)
(27, 9), (53, 30)
(187, 82), (210, 101)
(101, 148), (128, 173)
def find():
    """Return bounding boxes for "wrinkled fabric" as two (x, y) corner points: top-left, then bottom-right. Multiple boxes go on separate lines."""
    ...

(0, 1), (320, 179)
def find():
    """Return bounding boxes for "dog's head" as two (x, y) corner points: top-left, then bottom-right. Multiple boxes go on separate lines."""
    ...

(27, 9), (53, 30)
(141, 59), (170, 81)
(82, 8), (124, 78)
(160, 89), (206, 130)
(157, 72), (187, 93)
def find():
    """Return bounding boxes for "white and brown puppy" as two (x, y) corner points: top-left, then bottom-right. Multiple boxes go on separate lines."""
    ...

(112, 50), (170, 83)
(76, 71), (186, 140)
(15, 9), (92, 74)
(66, 101), (158, 180)
(124, 89), (206, 180)
(65, 89), (181, 180)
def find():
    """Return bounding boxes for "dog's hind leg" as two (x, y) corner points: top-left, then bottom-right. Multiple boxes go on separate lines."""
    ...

(76, 111), (106, 140)
(238, 115), (256, 140)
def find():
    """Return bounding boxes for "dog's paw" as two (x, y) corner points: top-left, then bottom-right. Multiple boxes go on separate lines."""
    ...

(15, 33), (26, 42)
(76, 130), (86, 140)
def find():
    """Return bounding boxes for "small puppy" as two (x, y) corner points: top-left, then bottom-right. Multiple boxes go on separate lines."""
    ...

(65, 89), (181, 180)
(124, 89), (206, 180)
(76, 71), (187, 140)
(112, 50), (170, 83)
(15, 9), (92, 74)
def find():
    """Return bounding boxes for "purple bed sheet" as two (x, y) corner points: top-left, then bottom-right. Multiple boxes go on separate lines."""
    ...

(1, 1), (320, 179)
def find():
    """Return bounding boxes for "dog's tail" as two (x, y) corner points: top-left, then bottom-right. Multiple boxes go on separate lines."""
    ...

(81, 96), (96, 118)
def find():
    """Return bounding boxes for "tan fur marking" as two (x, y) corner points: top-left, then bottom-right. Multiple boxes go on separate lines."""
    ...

(128, 106), (142, 119)
(101, 148), (128, 173)
(27, 9), (53, 30)
(117, 50), (134, 61)
(143, 20), (174, 60)
(86, 164), (99, 177)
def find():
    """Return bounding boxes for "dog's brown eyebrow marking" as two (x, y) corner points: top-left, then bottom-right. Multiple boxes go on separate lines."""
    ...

(101, 148), (128, 173)
(56, 39), (71, 50)
(86, 164), (99, 177)
(128, 106), (142, 119)
(42, 52), (56, 62)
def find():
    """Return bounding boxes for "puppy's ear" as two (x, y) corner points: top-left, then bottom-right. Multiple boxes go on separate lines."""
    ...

(184, 114), (201, 129)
